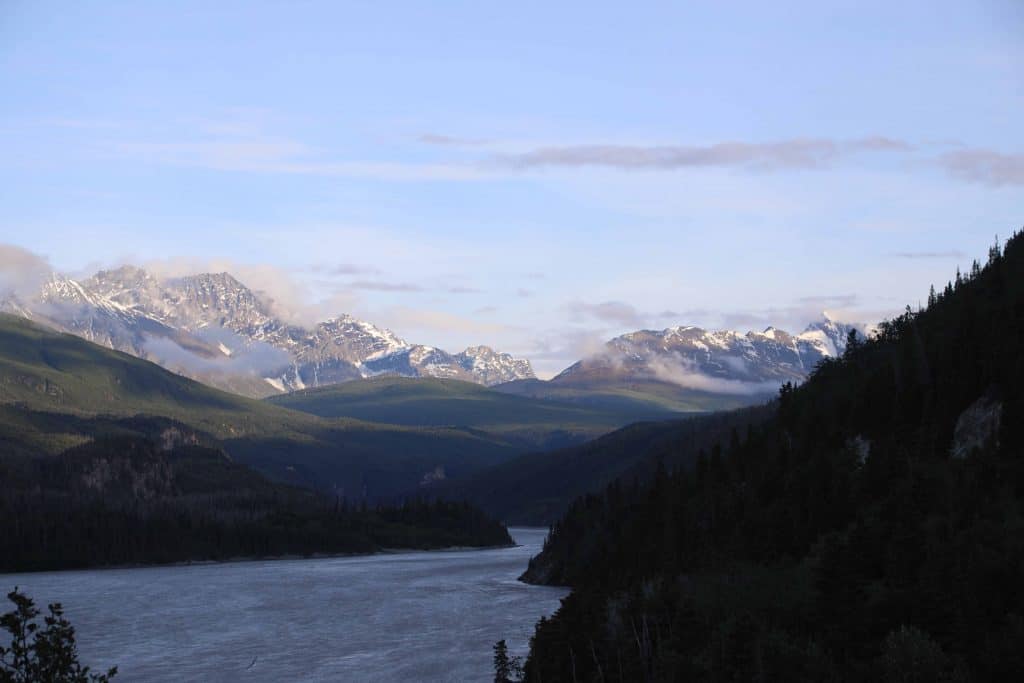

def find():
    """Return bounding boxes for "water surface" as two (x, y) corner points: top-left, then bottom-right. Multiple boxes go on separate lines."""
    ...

(1, 527), (565, 681)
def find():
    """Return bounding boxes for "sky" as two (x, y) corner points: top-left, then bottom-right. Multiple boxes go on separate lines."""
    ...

(1, 1), (1022, 377)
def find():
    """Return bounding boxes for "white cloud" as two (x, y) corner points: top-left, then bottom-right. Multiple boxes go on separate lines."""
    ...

(939, 149), (1024, 186)
(496, 137), (913, 172)
(644, 353), (781, 396)
(143, 331), (291, 377)
(0, 244), (53, 298)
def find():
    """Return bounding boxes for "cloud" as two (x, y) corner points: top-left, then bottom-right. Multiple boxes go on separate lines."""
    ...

(643, 353), (782, 396)
(528, 328), (613, 372)
(447, 285), (482, 294)
(0, 244), (52, 298)
(347, 280), (424, 292)
(557, 335), (786, 395)
(496, 137), (911, 172)
(0, 248), (353, 331)
(565, 300), (683, 328)
(309, 263), (380, 276)
(939, 149), (1024, 186)
(418, 133), (489, 146)
(142, 257), (338, 328)
(378, 306), (512, 338)
(143, 331), (291, 377)
(892, 250), (968, 260)
(304, 290), (362, 324)
(516, 288), (534, 298)
(655, 309), (684, 319)
(565, 300), (648, 328)
(715, 299), (893, 338)
(796, 294), (860, 308)
(855, 136), (914, 151)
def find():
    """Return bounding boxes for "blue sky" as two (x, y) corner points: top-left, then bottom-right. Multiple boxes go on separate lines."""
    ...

(1, 1), (1022, 376)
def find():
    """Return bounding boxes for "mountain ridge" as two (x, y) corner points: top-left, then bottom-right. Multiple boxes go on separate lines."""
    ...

(4, 262), (870, 410)
(553, 314), (863, 389)
(492, 315), (865, 414)
(3, 265), (536, 397)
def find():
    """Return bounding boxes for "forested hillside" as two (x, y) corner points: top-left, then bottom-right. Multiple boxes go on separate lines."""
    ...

(519, 232), (1024, 682)
(427, 406), (771, 525)
(267, 375), (675, 452)
(0, 314), (522, 500)
(0, 430), (511, 573)
(0, 316), (516, 573)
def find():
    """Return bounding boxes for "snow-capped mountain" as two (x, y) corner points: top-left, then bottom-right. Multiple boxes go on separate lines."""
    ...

(456, 346), (535, 386)
(554, 315), (864, 394)
(2, 265), (535, 396)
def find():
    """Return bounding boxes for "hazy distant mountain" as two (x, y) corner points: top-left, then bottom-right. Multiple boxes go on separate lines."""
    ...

(2, 265), (535, 396)
(494, 315), (865, 412)
(556, 314), (862, 390)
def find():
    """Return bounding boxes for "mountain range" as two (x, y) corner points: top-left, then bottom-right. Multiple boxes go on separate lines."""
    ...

(1, 263), (864, 408)
(1, 266), (535, 397)
(494, 315), (863, 412)
(560, 314), (860, 388)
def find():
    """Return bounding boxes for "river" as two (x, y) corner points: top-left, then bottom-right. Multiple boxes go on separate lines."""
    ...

(0, 527), (566, 681)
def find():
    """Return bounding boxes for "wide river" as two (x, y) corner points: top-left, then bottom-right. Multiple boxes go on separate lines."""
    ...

(0, 527), (566, 681)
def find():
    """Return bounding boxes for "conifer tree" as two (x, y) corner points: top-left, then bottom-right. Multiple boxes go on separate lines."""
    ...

(989, 235), (1002, 265)
(0, 589), (116, 683)
(493, 639), (522, 683)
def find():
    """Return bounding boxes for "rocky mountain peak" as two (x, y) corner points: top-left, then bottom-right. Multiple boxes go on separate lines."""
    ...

(455, 345), (534, 385)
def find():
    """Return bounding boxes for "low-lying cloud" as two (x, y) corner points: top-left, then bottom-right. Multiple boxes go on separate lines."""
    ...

(0, 244), (53, 299)
(143, 331), (291, 377)
(644, 353), (783, 396)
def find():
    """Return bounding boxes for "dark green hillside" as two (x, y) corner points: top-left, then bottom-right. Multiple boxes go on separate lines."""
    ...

(268, 375), (676, 451)
(0, 314), (272, 432)
(0, 432), (512, 573)
(0, 315), (519, 499)
(427, 406), (771, 525)
(519, 232), (1024, 682)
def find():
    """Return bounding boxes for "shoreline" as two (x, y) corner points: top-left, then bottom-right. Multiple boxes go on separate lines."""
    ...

(0, 541), (523, 577)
